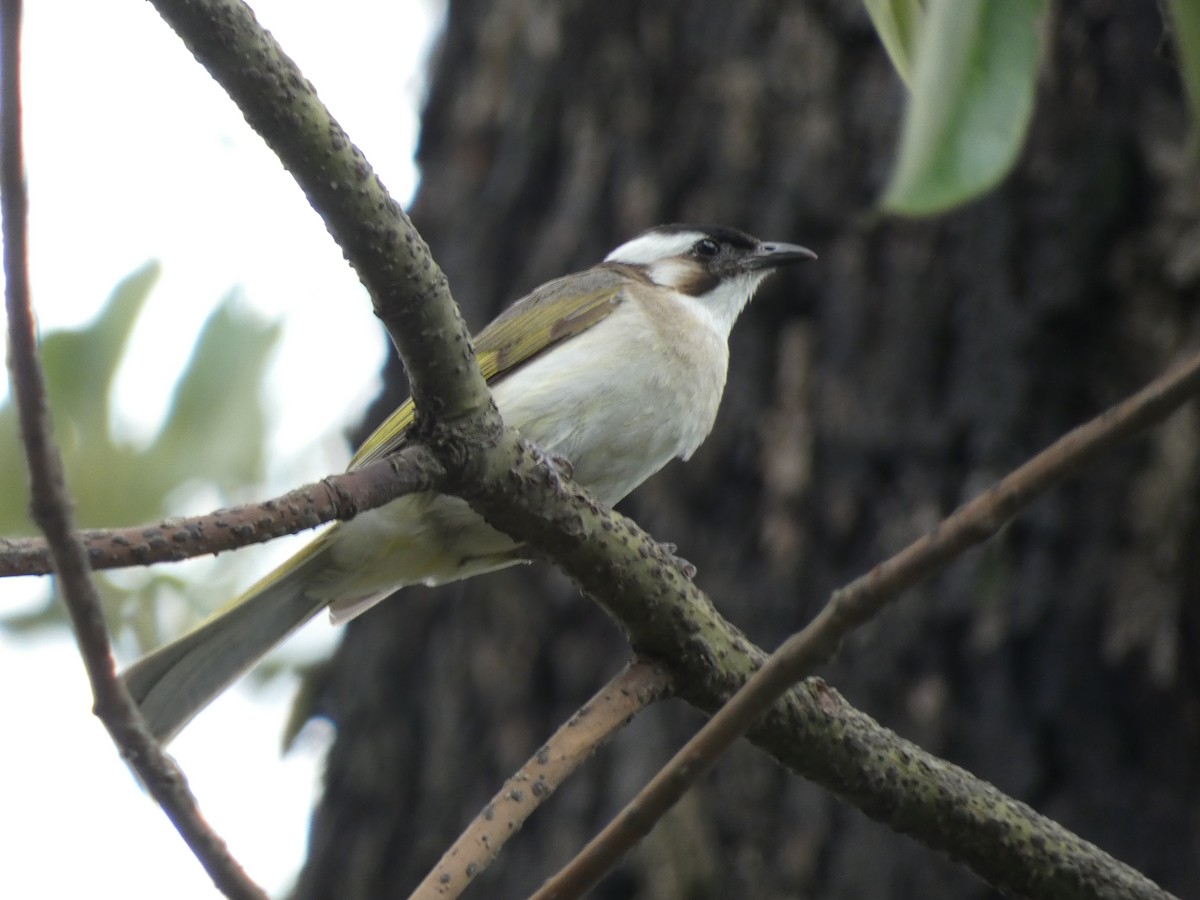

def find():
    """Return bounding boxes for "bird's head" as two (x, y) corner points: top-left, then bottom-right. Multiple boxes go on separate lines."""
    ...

(604, 224), (815, 336)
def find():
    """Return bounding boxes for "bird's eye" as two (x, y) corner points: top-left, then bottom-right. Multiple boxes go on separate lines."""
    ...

(694, 238), (720, 258)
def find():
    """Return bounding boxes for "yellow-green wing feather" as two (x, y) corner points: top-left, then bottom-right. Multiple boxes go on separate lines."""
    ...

(471, 268), (627, 381)
(348, 267), (626, 471)
(349, 398), (418, 471)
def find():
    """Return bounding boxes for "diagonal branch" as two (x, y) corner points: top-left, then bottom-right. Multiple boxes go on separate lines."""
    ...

(0, 4), (265, 898)
(409, 661), (672, 900)
(0, 445), (443, 578)
(534, 349), (1200, 900)
(146, 0), (492, 433)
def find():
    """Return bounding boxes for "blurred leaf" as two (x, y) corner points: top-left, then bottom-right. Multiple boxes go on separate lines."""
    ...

(863, 0), (925, 87)
(1, 265), (281, 644)
(151, 292), (282, 491)
(1166, 0), (1200, 156)
(42, 262), (160, 444)
(881, 0), (1047, 216)
(0, 263), (160, 536)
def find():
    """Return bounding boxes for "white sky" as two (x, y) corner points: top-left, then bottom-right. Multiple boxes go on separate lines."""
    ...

(1, 1), (442, 897)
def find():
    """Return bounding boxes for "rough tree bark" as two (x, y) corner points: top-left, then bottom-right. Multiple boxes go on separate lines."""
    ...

(292, 2), (1200, 897)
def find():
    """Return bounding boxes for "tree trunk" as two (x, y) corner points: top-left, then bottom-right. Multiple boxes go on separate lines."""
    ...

(294, 2), (1200, 897)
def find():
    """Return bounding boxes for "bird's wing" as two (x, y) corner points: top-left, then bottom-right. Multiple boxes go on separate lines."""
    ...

(348, 266), (628, 470)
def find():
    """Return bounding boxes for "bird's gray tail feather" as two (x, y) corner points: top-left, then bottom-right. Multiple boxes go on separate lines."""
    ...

(121, 550), (332, 745)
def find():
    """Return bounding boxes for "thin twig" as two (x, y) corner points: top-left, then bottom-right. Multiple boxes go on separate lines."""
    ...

(0, 445), (444, 578)
(0, 5), (265, 898)
(408, 662), (671, 900)
(534, 349), (1200, 900)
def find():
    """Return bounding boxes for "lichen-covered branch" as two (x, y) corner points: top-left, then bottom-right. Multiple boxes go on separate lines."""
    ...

(147, 0), (492, 429)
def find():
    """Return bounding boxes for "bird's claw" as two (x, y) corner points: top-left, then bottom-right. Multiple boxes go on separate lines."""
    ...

(529, 444), (574, 491)
(660, 542), (697, 580)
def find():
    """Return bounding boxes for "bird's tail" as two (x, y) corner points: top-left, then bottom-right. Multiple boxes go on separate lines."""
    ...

(121, 538), (336, 745)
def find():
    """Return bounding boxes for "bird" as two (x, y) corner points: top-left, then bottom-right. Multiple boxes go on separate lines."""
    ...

(121, 223), (816, 743)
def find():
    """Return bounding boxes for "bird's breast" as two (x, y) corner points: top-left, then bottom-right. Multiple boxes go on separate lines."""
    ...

(490, 292), (729, 505)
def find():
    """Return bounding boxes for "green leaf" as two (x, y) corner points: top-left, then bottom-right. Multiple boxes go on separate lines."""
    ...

(40, 262), (161, 458)
(0, 264), (160, 536)
(150, 293), (282, 491)
(863, 0), (926, 87)
(881, 0), (1047, 216)
(0, 266), (281, 647)
(1165, 0), (1200, 156)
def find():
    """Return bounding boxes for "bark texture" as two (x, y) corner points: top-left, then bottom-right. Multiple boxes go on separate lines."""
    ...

(294, 2), (1200, 897)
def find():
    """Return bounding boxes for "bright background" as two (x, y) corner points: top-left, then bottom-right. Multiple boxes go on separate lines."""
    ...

(0, 2), (441, 896)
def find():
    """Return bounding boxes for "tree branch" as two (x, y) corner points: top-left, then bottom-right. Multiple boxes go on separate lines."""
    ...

(146, 0), (495, 437)
(0, 446), (443, 578)
(0, 4), (265, 897)
(409, 661), (671, 900)
(534, 350), (1200, 900)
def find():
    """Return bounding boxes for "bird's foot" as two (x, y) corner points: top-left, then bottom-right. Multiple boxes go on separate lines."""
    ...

(659, 542), (697, 580)
(528, 443), (574, 492)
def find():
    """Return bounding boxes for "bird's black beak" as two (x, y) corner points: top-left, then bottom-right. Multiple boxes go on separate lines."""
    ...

(746, 240), (818, 271)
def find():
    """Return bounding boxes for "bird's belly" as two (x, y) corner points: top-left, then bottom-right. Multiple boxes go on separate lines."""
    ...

(319, 491), (522, 618)
(490, 310), (727, 504)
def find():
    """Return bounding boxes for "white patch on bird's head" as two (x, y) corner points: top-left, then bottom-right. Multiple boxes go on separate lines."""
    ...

(606, 229), (715, 296)
(604, 229), (707, 266)
(604, 225), (777, 338)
